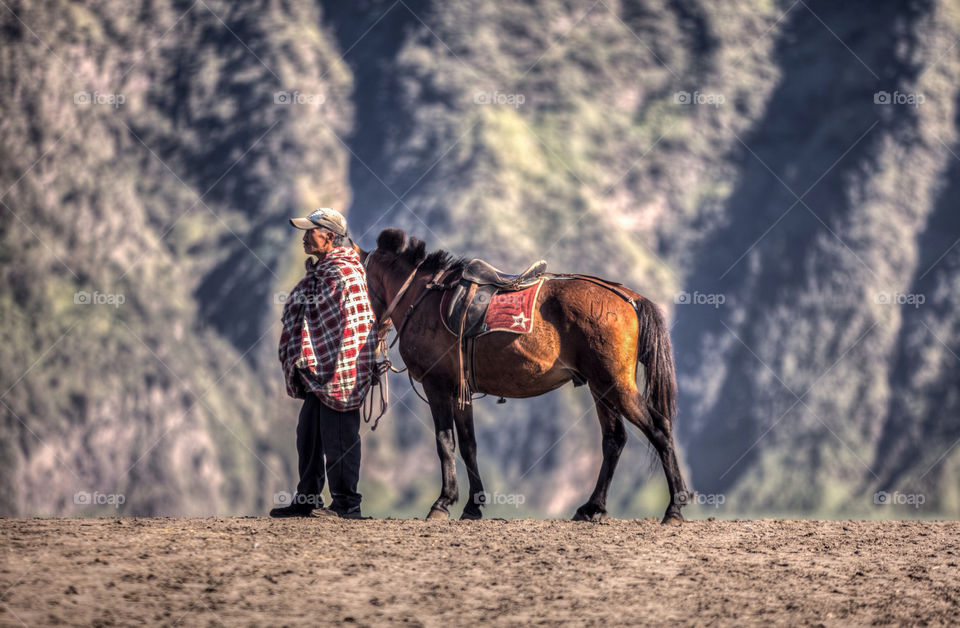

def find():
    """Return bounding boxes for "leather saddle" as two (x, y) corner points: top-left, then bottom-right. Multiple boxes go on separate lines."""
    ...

(442, 258), (547, 338)
(439, 258), (547, 409)
(461, 259), (547, 288)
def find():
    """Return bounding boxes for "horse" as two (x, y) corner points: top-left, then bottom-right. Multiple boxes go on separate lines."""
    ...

(358, 228), (692, 525)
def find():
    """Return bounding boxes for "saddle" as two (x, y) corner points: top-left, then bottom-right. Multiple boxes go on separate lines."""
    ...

(437, 257), (547, 408)
(461, 259), (547, 288)
(442, 258), (547, 339)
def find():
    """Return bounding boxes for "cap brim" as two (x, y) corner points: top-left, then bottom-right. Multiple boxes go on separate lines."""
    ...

(290, 217), (316, 230)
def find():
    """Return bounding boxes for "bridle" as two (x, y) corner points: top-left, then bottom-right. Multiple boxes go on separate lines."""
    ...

(361, 252), (429, 429)
(364, 252), (424, 342)
(378, 261), (424, 340)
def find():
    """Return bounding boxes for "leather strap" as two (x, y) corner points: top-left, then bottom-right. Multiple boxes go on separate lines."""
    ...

(457, 282), (478, 409)
(380, 261), (423, 329)
(467, 335), (478, 395)
(389, 269), (445, 349)
(545, 273), (638, 310)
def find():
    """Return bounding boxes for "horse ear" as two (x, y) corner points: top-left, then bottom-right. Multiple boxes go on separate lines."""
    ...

(408, 237), (427, 263)
(377, 228), (406, 253)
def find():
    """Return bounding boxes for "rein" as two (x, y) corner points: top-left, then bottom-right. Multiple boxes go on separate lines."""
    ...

(379, 261), (424, 331)
(361, 258), (445, 429)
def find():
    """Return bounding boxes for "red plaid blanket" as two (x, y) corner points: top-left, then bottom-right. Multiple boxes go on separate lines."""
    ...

(278, 246), (377, 410)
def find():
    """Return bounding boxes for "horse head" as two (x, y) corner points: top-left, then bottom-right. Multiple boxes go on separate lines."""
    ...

(362, 228), (428, 322)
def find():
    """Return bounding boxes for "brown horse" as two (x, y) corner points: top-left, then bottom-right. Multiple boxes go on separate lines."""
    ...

(359, 228), (692, 525)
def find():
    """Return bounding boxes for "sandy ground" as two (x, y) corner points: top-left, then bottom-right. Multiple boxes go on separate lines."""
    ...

(1, 518), (958, 626)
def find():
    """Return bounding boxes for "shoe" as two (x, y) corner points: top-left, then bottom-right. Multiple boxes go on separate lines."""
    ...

(269, 502), (314, 518)
(337, 508), (369, 520)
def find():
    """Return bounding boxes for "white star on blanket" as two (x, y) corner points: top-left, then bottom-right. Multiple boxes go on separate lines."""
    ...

(511, 312), (530, 328)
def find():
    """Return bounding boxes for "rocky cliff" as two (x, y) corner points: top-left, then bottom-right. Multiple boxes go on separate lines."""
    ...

(2, 0), (957, 518)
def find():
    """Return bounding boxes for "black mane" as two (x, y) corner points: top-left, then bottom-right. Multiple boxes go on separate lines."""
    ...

(421, 249), (466, 274)
(378, 228), (465, 274)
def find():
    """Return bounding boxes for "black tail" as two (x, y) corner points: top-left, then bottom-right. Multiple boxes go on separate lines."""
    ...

(635, 298), (677, 423)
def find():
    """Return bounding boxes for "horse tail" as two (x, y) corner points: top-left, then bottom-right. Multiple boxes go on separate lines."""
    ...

(635, 297), (677, 423)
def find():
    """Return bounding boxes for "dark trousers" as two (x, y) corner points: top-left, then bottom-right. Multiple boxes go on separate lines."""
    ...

(295, 393), (362, 513)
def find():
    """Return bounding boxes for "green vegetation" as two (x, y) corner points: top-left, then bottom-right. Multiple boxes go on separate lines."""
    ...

(2, 0), (959, 519)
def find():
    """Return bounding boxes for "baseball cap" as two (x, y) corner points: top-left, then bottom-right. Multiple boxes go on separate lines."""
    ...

(289, 208), (348, 236)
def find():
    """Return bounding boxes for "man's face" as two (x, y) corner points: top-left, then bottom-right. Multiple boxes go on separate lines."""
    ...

(303, 228), (335, 257)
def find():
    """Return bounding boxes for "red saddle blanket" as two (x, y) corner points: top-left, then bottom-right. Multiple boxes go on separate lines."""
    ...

(440, 278), (545, 336)
(483, 280), (543, 333)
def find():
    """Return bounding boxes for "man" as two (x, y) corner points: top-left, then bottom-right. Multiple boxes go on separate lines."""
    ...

(270, 208), (378, 519)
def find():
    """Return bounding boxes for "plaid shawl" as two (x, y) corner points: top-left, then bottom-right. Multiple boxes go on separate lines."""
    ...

(278, 246), (377, 410)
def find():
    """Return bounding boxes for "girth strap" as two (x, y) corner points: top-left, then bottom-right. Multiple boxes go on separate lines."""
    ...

(457, 282), (479, 409)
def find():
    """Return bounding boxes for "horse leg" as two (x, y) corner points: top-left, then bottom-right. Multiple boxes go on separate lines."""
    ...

(618, 391), (690, 525)
(573, 391), (627, 522)
(454, 406), (485, 520)
(422, 378), (459, 520)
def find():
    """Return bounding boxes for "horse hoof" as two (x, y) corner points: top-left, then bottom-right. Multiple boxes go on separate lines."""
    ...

(661, 513), (684, 526)
(460, 510), (482, 521)
(426, 507), (450, 520)
(572, 506), (608, 522)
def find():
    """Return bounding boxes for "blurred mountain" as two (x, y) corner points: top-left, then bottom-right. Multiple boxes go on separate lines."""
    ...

(1, 0), (958, 518)
(0, 0), (352, 515)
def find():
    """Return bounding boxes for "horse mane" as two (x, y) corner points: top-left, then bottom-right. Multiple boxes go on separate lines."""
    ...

(377, 228), (466, 274)
(422, 250), (466, 274)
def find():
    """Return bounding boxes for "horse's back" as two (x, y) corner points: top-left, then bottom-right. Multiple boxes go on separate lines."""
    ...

(470, 277), (642, 397)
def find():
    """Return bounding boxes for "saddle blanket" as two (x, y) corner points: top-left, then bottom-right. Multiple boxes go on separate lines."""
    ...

(482, 279), (544, 334)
